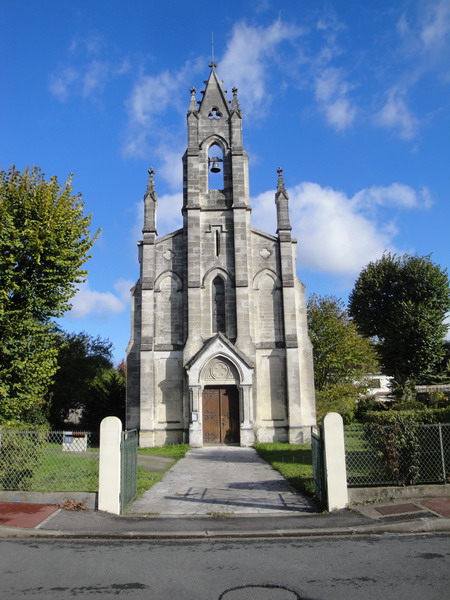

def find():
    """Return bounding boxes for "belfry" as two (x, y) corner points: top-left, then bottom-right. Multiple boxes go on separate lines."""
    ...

(126, 63), (316, 447)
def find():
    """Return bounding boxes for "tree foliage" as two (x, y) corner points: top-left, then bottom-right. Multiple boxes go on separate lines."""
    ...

(417, 340), (450, 386)
(80, 368), (126, 431)
(348, 253), (450, 398)
(0, 166), (98, 421)
(307, 294), (379, 391)
(47, 332), (114, 427)
(307, 294), (379, 422)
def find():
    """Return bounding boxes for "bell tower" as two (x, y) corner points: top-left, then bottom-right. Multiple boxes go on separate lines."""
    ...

(182, 63), (253, 365)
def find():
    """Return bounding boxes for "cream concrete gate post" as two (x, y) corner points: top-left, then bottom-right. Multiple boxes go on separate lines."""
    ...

(98, 416), (122, 515)
(323, 412), (349, 511)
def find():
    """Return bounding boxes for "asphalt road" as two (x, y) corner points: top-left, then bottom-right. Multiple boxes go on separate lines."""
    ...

(1, 534), (449, 599)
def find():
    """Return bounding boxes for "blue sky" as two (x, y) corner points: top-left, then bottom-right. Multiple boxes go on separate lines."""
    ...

(1, 0), (449, 362)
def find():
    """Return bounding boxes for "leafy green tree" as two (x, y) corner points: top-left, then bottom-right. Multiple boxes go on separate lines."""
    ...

(348, 253), (450, 400)
(417, 340), (450, 386)
(47, 332), (113, 427)
(307, 294), (379, 422)
(80, 368), (126, 431)
(0, 166), (98, 422)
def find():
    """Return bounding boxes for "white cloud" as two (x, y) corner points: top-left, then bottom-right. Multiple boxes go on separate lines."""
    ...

(157, 193), (183, 236)
(49, 68), (79, 101)
(375, 88), (419, 140)
(219, 20), (301, 117)
(113, 279), (134, 304)
(81, 60), (110, 98)
(420, 0), (450, 49)
(125, 70), (182, 129)
(352, 183), (433, 210)
(68, 280), (132, 319)
(154, 146), (184, 191)
(48, 35), (129, 103)
(123, 59), (202, 171)
(132, 192), (183, 243)
(399, 0), (450, 56)
(252, 181), (432, 277)
(309, 15), (356, 132)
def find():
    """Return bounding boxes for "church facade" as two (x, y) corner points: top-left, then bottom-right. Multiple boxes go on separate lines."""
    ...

(126, 64), (316, 447)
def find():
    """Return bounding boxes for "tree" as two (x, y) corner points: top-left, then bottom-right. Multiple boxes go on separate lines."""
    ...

(417, 340), (450, 386)
(348, 253), (450, 400)
(0, 166), (98, 422)
(47, 332), (114, 427)
(80, 368), (126, 431)
(307, 294), (379, 422)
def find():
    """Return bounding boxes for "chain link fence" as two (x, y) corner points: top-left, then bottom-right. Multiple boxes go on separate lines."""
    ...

(345, 423), (450, 487)
(0, 430), (99, 492)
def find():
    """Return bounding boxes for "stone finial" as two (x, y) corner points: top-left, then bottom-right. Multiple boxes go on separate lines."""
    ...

(209, 61), (217, 69)
(275, 167), (291, 234)
(230, 86), (242, 116)
(277, 167), (286, 192)
(188, 87), (198, 113)
(146, 167), (155, 195)
(143, 167), (157, 235)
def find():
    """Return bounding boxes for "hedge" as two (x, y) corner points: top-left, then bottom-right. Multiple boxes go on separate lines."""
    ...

(361, 407), (450, 425)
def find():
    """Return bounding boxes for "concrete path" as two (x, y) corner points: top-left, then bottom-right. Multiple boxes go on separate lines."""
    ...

(129, 446), (315, 515)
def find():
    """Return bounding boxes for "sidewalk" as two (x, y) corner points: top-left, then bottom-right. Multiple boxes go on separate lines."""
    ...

(1, 445), (449, 539)
(130, 446), (315, 515)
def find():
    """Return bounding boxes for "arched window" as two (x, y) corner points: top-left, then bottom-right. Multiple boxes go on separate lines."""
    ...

(212, 276), (226, 334)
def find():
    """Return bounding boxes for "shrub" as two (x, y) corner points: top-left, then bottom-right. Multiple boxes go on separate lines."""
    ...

(361, 407), (450, 424)
(363, 417), (420, 485)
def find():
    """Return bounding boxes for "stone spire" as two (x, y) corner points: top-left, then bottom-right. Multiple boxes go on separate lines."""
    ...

(187, 86), (198, 115)
(143, 167), (157, 236)
(275, 167), (292, 236)
(197, 62), (230, 117)
(230, 87), (242, 117)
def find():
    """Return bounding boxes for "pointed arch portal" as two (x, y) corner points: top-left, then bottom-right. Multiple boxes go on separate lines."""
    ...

(185, 335), (254, 447)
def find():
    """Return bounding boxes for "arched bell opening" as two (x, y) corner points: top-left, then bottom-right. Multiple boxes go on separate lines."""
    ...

(208, 143), (224, 190)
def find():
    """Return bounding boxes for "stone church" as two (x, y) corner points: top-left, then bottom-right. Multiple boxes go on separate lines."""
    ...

(126, 63), (316, 447)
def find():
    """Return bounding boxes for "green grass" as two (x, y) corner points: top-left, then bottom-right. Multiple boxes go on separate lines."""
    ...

(137, 443), (189, 460)
(1, 442), (189, 495)
(20, 450), (98, 492)
(136, 467), (164, 498)
(254, 442), (314, 496)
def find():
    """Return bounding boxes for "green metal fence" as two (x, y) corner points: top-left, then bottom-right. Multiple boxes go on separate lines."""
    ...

(120, 429), (138, 513)
(311, 425), (326, 507)
(345, 423), (450, 487)
(0, 430), (99, 492)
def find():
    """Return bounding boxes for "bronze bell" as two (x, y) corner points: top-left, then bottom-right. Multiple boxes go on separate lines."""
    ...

(209, 157), (221, 173)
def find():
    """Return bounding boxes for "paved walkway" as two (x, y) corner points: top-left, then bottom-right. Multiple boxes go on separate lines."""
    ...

(129, 446), (315, 516)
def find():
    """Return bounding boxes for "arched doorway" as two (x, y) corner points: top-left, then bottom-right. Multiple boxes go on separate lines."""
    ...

(185, 334), (254, 447)
(202, 385), (240, 444)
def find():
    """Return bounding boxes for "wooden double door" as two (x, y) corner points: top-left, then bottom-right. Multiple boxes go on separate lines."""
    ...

(202, 386), (240, 444)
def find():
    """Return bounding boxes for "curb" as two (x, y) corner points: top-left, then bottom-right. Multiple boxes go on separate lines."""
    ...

(1, 517), (450, 541)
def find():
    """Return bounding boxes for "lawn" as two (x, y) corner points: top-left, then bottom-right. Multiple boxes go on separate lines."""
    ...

(1, 442), (190, 495)
(138, 444), (189, 461)
(254, 442), (314, 496)
(0, 447), (99, 492)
